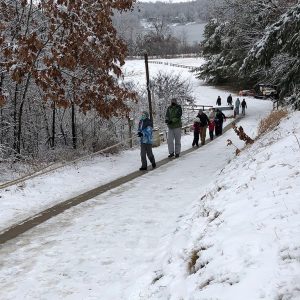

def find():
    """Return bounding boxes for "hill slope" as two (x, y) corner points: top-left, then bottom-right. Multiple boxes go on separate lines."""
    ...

(141, 111), (300, 299)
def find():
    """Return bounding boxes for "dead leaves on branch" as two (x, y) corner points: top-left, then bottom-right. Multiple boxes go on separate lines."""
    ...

(232, 123), (254, 145)
(227, 123), (254, 156)
(0, 0), (136, 117)
(227, 139), (241, 156)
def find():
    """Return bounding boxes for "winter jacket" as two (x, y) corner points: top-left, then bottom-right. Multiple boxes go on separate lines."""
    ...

(196, 113), (209, 127)
(216, 96), (221, 106)
(227, 95), (233, 104)
(138, 118), (153, 144)
(165, 104), (182, 129)
(235, 99), (240, 108)
(241, 100), (247, 108)
(215, 111), (226, 123)
(208, 110), (215, 120)
(193, 122), (201, 133)
(208, 120), (215, 131)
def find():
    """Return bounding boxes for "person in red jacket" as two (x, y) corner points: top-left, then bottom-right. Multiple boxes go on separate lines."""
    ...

(208, 120), (215, 140)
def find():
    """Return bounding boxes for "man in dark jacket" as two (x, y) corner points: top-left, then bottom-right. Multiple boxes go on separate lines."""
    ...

(214, 109), (226, 136)
(196, 109), (210, 145)
(165, 98), (182, 158)
(227, 94), (233, 105)
(241, 99), (247, 115)
(216, 96), (222, 106)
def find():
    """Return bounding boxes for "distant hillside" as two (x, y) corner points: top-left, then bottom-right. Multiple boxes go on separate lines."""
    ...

(136, 0), (211, 24)
(113, 0), (210, 55)
(141, 21), (206, 44)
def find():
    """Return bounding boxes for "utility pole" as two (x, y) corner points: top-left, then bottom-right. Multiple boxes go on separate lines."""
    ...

(144, 52), (153, 123)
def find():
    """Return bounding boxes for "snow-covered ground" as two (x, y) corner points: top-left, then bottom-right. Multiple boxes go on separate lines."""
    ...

(1, 58), (299, 299)
(0, 57), (244, 232)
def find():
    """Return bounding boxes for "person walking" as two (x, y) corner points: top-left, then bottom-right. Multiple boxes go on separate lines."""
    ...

(196, 109), (210, 146)
(227, 94), (233, 106)
(208, 107), (216, 120)
(165, 98), (182, 158)
(208, 119), (215, 141)
(214, 109), (226, 136)
(216, 96), (222, 106)
(192, 117), (200, 147)
(241, 99), (247, 115)
(234, 98), (241, 117)
(137, 111), (156, 171)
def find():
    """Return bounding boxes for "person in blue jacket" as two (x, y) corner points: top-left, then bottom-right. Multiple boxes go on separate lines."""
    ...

(137, 111), (156, 171)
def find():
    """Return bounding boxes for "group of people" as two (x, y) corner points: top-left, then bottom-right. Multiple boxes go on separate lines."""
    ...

(137, 94), (248, 171)
(235, 97), (248, 116)
(216, 94), (248, 116)
(192, 107), (226, 147)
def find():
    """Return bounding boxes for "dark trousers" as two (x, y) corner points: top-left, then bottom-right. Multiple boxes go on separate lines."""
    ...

(141, 143), (155, 168)
(192, 132), (199, 147)
(209, 130), (214, 140)
(215, 122), (223, 136)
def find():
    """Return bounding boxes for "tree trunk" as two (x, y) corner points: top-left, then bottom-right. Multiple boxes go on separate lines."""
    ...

(127, 115), (133, 148)
(51, 102), (56, 148)
(16, 74), (31, 154)
(71, 101), (77, 149)
(0, 73), (4, 144)
(59, 108), (67, 146)
(17, 99), (24, 154)
(13, 83), (18, 152)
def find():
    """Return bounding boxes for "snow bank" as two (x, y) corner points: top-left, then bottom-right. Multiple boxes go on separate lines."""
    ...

(142, 111), (300, 299)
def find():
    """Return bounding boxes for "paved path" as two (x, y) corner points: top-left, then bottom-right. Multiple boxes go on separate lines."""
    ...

(0, 119), (239, 245)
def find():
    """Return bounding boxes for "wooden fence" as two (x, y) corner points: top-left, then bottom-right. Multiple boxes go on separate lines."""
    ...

(147, 60), (197, 71)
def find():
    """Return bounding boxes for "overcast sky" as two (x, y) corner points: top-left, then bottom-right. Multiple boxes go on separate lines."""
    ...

(138, 0), (193, 2)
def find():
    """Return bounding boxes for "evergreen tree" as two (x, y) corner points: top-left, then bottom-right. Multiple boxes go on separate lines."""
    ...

(241, 3), (300, 106)
(196, 0), (298, 94)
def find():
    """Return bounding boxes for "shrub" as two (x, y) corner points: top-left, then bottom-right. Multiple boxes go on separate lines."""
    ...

(257, 109), (288, 137)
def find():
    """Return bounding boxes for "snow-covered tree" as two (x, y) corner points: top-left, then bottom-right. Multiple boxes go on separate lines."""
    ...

(196, 0), (298, 89)
(0, 0), (136, 118)
(241, 3), (300, 105)
(0, 0), (137, 157)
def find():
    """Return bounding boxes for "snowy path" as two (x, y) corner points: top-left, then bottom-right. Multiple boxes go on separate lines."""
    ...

(0, 57), (285, 299)
(0, 100), (273, 299)
(0, 116), (238, 245)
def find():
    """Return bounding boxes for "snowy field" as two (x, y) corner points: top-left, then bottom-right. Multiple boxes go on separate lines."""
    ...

(0, 58), (299, 299)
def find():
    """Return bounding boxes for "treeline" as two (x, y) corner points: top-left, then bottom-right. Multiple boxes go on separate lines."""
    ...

(196, 0), (300, 108)
(113, 14), (201, 57)
(136, 0), (211, 24)
(0, 0), (195, 165)
(113, 0), (211, 57)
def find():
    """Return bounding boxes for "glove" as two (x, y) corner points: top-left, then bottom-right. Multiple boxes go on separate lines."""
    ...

(137, 132), (143, 137)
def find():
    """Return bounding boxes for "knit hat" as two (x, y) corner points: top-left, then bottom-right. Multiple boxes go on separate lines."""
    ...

(142, 111), (149, 118)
